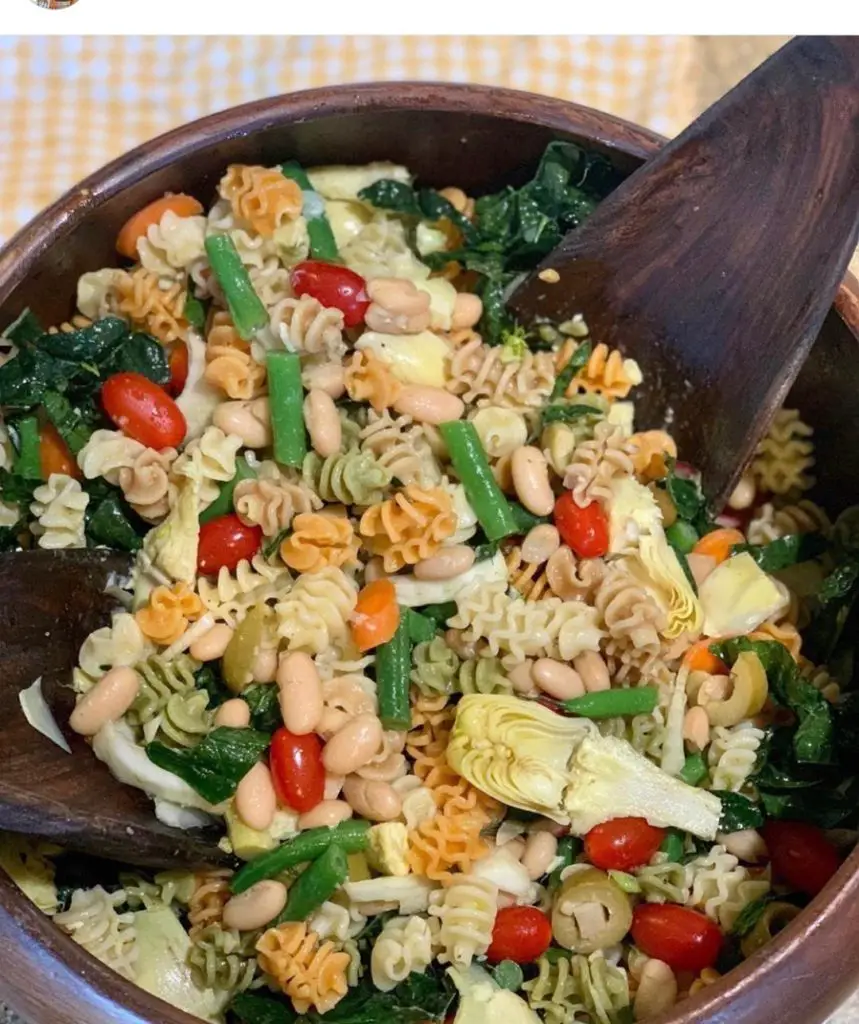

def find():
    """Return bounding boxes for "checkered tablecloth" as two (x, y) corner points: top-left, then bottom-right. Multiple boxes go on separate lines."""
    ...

(0, 34), (754, 245)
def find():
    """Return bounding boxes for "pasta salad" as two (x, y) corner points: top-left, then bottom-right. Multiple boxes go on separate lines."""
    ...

(1, 140), (858, 1024)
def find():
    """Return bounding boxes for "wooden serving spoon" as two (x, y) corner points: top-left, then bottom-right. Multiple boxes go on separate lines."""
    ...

(509, 35), (859, 506)
(0, 550), (227, 868)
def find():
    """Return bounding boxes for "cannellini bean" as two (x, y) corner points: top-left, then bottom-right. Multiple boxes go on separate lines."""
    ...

(69, 666), (140, 736)
(683, 706), (711, 751)
(189, 623), (234, 662)
(213, 397), (272, 448)
(521, 524), (561, 565)
(366, 278), (431, 334)
(521, 831), (558, 880)
(727, 472), (756, 511)
(573, 651), (611, 693)
(277, 651), (323, 735)
(363, 557), (387, 583)
(393, 385), (465, 424)
(223, 880), (287, 931)
(633, 959), (678, 1019)
(450, 292), (483, 330)
(303, 389), (341, 458)
(342, 776), (402, 822)
(298, 800), (354, 830)
(414, 545), (475, 581)
(322, 714), (384, 775)
(302, 362), (345, 399)
(511, 446), (554, 516)
(324, 773), (346, 800)
(252, 648), (278, 684)
(507, 660), (536, 695)
(718, 828), (769, 863)
(235, 762), (277, 831)
(532, 658), (586, 700)
(503, 836), (527, 861)
(356, 751), (408, 782)
(214, 698), (251, 729)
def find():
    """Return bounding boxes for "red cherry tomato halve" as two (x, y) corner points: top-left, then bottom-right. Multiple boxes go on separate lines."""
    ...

(101, 371), (186, 450)
(762, 820), (840, 897)
(269, 727), (325, 814)
(584, 817), (665, 872)
(486, 906), (552, 964)
(166, 342), (189, 398)
(631, 904), (723, 973)
(290, 260), (370, 328)
(553, 492), (609, 558)
(197, 514), (262, 575)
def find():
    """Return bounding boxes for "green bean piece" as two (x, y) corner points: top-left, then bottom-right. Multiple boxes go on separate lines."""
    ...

(376, 612), (412, 731)
(183, 294), (207, 333)
(280, 161), (340, 263)
(549, 835), (581, 889)
(405, 608), (436, 644)
(276, 843), (348, 924)
(666, 520), (699, 554)
(438, 420), (518, 542)
(13, 415), (41, 480)
(204, 234), (268, 340)
(560, 686), (659, 719)
(266, 352), (307, 467)
(199, 455), (258, 524)
(679, 752), (708, 787)
(659, 828), (685, 863)
(231, 820), (370, 893)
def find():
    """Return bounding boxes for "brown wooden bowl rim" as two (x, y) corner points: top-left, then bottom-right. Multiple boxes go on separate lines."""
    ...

(0, 80), (858, 1024)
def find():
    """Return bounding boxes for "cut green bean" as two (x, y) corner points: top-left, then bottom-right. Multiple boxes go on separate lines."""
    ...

(376, 612), (412, 731)
(439, 420), (518, 542)
(679, 752), (708, 787)
(280, 161), (340, 263)
(548, 835), (581, 889)
(13, 415), (41, 479)
(276, 843), (348, 924)
(666, 520), (699, 554)
(266, 352), (307, 467)
(660, 828), (685, 863)
(560, 686), (659, 719)
(231, 820), (370, 894)
(204, 234), (268, 340)
(199, 455), (257, 524)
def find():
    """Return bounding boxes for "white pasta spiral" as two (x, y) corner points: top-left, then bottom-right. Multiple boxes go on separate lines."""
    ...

(136, 210), (207, 279)
(563, 422), (635, 508)
(684, 845), (771, 932)
(54, 886), (137, 980)
(370, 915), (437, 992)
(268, 295), (346, 363)
(172, 426), (243, 509)
(707, 722), (765, 793)
(77, 612), (150, 686)
(274, 567), (358, 654)
(359, 410), (441, 487)
(430, 875), (497, 969)
(196, 553), (293, 627)
(751, 408), (815, 495)
(29, 473), (89, 549)
(233, 462), (322, 537)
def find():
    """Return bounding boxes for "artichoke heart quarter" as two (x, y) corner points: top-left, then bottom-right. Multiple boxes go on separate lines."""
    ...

(447, 695), (597, 823)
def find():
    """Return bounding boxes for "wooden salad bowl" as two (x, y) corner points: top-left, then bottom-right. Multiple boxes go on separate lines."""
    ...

(1, 82), (858, 1024)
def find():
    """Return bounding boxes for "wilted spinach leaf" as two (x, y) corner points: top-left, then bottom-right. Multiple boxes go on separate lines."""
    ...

(541, 401), (601, 425)
(195, 665), (231, 709)
(41, 390), (98, 454)
(2, 309), (44, 345)
(86, 493), (144, 552)
(551, 341), (593, 399)
(405, 609), (436, 644)
(716, 791), (765, 833)
(243, 685), (282, 733)
(732, 533), (827, 573)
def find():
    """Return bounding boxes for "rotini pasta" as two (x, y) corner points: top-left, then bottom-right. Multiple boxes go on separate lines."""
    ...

(751, 408), (815, 496)
(303, 449), (392, 506)
(563, 422), (636, 508)
(370, 915), (437, 991)
(279, 512), (360, 573)
(116, 267), (188, 343)
(428, 874), (497, 967)
(256, 921), (350, 1014)
(205, 311), (267, 400)
(447, 332), (555, 409)
(30, 473), (89, 549)
(359, 484), (457, 572)
(274, 566), (358, 654)
(54, 886), (137, 980)
(219, 164), (303, 237)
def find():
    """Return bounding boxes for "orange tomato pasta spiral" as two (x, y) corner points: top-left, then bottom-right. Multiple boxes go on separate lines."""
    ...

(557, 339), (638, 400)
(344, 350), (402, 413)
(256, 922), (350, 1015)
(407, 807), (489, 882)
(359, 484), (456, 572)
(219, 165), (303, 237)
(279, 512), (360, 574)
(116, 267), (188, 344)
(135, 582), (204, 645)
(204, 311), (267, 400)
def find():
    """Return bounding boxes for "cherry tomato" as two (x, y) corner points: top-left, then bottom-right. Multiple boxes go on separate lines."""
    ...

(762, 820), (841, 897)
(197, 514), (262, 575)
(165, 342), (189, 397)
(269, 727), (325, 814)
(39, 422), (79, 479)
(101, 371), (186, 449)
(631, 904), (723, 973)
(290, 260), (370, 327)
(486, 906), (552, 964)
(553, 492), (609, 558)
(584, 817), (665, 872)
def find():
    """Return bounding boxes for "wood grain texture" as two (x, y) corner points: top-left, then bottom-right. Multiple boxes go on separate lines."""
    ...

(509, 36), (859, 506)
(0, 551), (227, 868)
(0, 79), (857, 1024)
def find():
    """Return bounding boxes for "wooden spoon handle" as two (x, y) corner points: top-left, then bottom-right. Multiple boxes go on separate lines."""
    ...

(509, 37), (859, 503)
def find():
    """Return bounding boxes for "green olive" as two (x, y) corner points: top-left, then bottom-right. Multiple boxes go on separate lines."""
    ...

(740, 902), (801, 958)
(551, 866), (633, 953)
(222, 606), (268, 694)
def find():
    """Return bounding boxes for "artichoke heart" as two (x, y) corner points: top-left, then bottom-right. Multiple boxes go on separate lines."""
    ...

(356, 329), (450, 387)
(699, 552), (789, 638)
(447, 695), (597, 823)
(627, 526), (703, 639)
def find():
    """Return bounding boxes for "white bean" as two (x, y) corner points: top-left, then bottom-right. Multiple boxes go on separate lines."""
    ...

(633, 959), (678, 1019)
(414, 545), (475, 581)
(298, 800), (354, 830)
(213, 398), (272, 448)
(189, 623), (234, 662)
(277, 651), (323, 735)
(393, 385), (465, 424)
(214, 698), (251, 729)
(727, 472), (756, 511)
(322, 714), (383, 775)
(507, 660), (536, 695)
(521, 524), (561, 565)
(342, 776), (402, 822)
(573, 651), (611, 693)
(683, 706), (711, 751)
(302, 362), (345, 399)
(303, 389), (342, 458)
(223, 880), (287, 931)
(521, 832), (558, 880)
(532, 658), (585, 700)
(252, 648), (278, 684)
(511, 446), (554, 516)
(450, 292), (483, 331)
(235, 762), (277, 831)
(70, 666), (140, 736)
